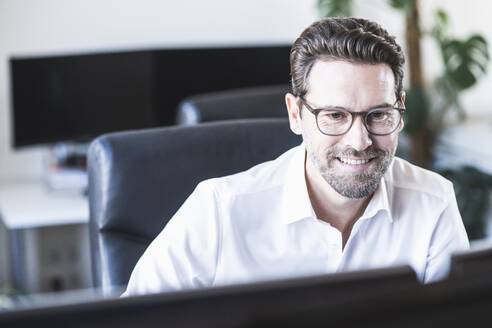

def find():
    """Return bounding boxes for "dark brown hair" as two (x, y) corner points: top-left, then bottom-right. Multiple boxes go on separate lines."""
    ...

(290, 17), (405, 102)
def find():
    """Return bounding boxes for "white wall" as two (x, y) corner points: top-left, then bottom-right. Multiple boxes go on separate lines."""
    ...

(0, 0), (318, 181)
(1, 0), (491, 182)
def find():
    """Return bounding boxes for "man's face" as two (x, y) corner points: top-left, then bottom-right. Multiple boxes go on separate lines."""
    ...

(286, 60), (403, 199)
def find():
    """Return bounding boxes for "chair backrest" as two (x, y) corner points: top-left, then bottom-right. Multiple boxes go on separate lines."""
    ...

(175, 84), (290, 125)
(88, 118), (301, 290)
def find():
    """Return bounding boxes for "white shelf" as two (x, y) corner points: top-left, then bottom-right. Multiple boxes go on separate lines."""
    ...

(0, 180), (88, 230)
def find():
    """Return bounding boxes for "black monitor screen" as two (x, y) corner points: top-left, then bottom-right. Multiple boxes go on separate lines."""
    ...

(9, 45), (291, 148)
(10, 51), (155, 147)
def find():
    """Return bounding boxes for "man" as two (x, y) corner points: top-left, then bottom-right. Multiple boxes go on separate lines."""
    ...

(123, 17), (469, 296)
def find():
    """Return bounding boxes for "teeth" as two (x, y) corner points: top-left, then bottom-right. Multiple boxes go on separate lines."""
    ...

(338, 157), (370, 165)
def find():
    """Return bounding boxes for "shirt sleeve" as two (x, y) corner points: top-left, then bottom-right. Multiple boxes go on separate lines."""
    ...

(423, 183), (470, 283)
(122, 180), (222, 296)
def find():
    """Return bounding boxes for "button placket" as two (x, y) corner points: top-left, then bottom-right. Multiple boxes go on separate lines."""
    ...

(313, 219), (343, 270)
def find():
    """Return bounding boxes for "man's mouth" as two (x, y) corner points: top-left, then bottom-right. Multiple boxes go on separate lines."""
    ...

(337, 157), (375, 165)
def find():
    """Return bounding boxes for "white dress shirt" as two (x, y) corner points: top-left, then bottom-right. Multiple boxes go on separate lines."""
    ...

(124, 144), (469, 296)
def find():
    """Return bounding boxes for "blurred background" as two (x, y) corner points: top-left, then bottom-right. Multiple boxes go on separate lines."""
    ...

(0, 0), (491, 304)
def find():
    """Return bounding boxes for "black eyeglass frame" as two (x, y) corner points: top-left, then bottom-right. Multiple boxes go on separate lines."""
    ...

(298, 97), (406, 136)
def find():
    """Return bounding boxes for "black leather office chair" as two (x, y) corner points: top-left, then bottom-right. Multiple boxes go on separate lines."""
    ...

(88, 118), (301, 291)
(175, 84), (291, 125)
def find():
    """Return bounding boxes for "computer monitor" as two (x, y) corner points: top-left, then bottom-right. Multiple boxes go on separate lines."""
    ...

(281, 274), (492, 328)
(0, 265), (418, 327)
(448, 241), (492, 279)
(6, 263), (492, 327)
(10, 45), (291, 148)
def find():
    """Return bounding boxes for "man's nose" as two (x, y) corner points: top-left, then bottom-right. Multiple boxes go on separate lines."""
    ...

(341, 116), (372, 152)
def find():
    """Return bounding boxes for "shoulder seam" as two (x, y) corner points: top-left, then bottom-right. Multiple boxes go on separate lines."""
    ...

(391, 179), (452, 202)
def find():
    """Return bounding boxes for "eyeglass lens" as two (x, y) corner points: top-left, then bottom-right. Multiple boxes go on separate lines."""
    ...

(317, 108), (401, 135)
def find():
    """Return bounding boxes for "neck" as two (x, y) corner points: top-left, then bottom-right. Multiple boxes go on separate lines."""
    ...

(304, 154), (372, 234)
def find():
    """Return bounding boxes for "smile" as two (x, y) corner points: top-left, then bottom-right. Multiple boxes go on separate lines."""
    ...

(337, 157), (374, 165)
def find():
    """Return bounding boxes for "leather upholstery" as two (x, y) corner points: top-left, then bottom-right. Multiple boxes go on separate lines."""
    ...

(176, 84), (291, 125)
(88, 118), (302, 290)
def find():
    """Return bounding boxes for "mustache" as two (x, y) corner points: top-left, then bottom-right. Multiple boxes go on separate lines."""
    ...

(327, 145), (388, 158)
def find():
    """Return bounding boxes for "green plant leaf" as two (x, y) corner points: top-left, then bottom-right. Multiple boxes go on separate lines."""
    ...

(441, 34), (489, 90)
(317, 0), (353, 17)
(402, 86), (430, 136)
(436, 9), (448, 25)
(433, 76), (466, 125)
(430, 9), (449, 41)
(386, 0), (415, 10)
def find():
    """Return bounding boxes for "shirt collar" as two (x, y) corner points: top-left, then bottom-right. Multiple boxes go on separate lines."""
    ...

(280, 143), (316, 225)
(281, 144), (393, 225)
(360, 175), (393, 223)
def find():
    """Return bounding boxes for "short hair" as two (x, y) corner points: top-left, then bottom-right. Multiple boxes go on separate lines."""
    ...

(290, 17), (405, 102)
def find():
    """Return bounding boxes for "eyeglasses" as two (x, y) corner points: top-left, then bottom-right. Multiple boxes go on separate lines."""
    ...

(298, 97), (405, 136)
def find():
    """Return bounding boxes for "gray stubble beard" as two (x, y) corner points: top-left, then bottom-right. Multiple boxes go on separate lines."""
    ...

(307, 143), (396, 199)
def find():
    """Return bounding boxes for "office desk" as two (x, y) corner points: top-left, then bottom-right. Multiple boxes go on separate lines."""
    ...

(0, 180), (88, 229)
(0, 180), (90, 293)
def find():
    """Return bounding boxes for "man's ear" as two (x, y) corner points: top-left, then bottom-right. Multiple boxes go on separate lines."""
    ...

(285, 93), (303, 135)
(397, 91), (406, 132)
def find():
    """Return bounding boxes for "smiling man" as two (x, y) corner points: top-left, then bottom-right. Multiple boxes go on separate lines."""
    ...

(286, 59), (404, 248)
(123, 18), (469, 296)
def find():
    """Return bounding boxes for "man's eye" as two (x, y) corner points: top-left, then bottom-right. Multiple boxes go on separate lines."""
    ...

(322, 111), (347, 120)
(369, 110), (387, 120)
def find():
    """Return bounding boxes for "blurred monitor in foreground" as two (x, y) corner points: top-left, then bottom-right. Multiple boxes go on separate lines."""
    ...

(448, 240), (492, 279)
(0, 265), (417, 327)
